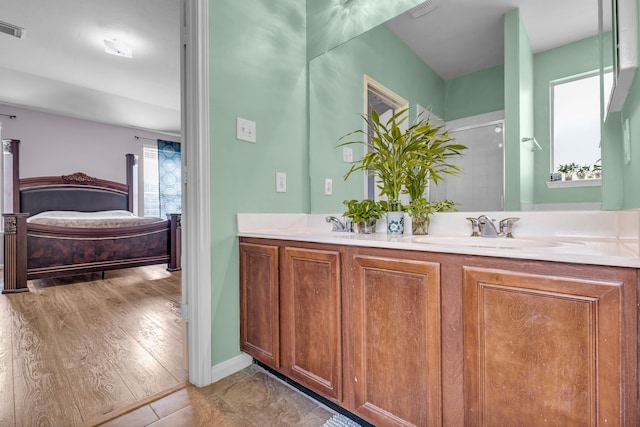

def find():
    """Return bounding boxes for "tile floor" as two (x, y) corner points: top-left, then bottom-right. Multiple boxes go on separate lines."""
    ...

(99, 364), (337, 427)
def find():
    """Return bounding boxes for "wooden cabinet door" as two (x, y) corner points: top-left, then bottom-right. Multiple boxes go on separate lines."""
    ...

(463, 266), (624, 426)
(281, 246), (342, 402)
(350, 254), (442, 427)
(239, 242), (279, 367)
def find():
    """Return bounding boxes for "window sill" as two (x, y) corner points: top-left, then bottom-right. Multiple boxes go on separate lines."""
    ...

(546, 178), (602, 189)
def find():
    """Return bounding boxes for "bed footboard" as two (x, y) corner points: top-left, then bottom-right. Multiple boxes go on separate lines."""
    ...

(2, 213), (181, 293)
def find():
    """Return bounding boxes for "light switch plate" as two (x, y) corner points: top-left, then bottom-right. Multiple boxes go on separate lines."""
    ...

(276, 172), (287, 193)
(236, 117), (256, 143)
(343, 147), (353, 162)
(324, 178), (333, 195)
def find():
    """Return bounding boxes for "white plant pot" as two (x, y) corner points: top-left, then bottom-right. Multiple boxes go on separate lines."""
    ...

(386, 211), (404, 235)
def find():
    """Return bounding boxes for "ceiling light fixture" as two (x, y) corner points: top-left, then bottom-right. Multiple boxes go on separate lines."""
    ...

(104, 39), (133, 58)
(0, 20), (26, 39)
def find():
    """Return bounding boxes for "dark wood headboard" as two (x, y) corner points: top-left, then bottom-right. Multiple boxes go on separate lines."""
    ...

(19, 173), (130, 216)
(7, 141), (138, 217)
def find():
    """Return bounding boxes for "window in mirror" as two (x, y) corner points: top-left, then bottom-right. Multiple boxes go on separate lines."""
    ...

(551, 71), (613, 173)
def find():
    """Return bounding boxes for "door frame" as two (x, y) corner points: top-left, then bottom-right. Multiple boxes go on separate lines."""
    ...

(183, 0), (212, 387)
(363, 75), (409, 201)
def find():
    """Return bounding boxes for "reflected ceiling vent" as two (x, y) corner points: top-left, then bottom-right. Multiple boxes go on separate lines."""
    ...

(408, 0), (439, 18)
(0, 20), (26, 39)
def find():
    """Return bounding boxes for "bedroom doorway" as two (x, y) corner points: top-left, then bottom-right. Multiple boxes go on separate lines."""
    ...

(0, 0), (211, 399)
(0, 2), (212, 424)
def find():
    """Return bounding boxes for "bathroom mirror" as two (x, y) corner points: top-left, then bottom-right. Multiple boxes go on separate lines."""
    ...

(308, 0), (609, 213)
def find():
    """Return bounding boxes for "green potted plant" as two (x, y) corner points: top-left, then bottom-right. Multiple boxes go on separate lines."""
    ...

(577, 164), (590, 179)
(338, 107), (466, 235)
(404, 127), (465, 232)
(557, 162), (578, 180)
(342, 199), (383, 234)
(592, 160), (602, 179)
(406, 198), (457, 235)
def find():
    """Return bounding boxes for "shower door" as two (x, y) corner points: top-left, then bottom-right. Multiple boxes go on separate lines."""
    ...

(430, 122), (504, 212)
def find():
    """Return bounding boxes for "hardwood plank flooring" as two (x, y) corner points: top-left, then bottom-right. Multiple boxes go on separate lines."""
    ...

(0, 265), (186, 427)
(0, 292), (15, 425)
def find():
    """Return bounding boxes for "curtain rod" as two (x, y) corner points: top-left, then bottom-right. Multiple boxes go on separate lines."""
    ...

(0, 113), (16, 119)
(134, 136), (155, 141)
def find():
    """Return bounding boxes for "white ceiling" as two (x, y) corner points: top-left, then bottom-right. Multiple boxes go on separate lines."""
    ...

(0, 0), (182, 135)
(0, 1), (607, 134)
(387, 0), (608, 80)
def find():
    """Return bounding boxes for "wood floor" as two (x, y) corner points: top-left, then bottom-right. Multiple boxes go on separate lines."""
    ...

(0, 265), (187, 427)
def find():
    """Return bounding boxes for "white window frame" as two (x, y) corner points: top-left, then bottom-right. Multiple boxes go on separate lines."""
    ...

(142, 145), (160, 218)
(550, 70), (613, 176)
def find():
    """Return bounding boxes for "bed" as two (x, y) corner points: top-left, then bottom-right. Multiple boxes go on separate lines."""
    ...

(2, 141), (181, 293)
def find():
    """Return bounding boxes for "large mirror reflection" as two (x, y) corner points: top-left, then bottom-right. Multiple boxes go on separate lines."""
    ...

(309, 0), (612, 213)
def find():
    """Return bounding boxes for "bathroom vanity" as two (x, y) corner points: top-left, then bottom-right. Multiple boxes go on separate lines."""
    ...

(238, 212), (639, 426)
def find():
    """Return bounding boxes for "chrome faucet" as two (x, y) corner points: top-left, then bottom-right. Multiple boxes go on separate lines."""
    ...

(471, 215), (519, 238)
(477, 215), (500, 237)
(326, 216), (353, 232)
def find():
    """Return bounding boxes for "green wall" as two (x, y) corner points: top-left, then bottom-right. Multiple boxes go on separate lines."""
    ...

(532, 35), (604, 206)
(518, 16), (535, 206)
(602, 112), (625, 209)
(210, 0), (308, 364)
(445, 65), (504, 121)
(306, 0), (424, 60)
(503, 9), (533, 210)
(308, 24), (444, 213)
(208, 0), (434, 368)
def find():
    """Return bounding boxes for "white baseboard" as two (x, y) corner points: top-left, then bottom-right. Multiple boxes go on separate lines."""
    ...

(210, 352), (253, 384)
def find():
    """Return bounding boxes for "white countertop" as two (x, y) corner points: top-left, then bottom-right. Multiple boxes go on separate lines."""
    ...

(237, 211), (640, 268)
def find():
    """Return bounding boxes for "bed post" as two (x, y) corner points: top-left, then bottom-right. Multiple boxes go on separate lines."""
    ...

(2, 213), (29, 293)
(167, 213), (181, 271)
(4, 139), (20, 212)
(126, 154), (138, 215)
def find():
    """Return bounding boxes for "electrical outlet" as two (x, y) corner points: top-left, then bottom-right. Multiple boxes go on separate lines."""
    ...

(236, 117), (256, 143)
(324, 178), (333, 195)
(343, 147), (353, 162)
(276, 172), (287, 193)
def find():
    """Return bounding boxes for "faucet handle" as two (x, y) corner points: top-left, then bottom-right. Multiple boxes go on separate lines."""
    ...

(499, 217), (520, 238)
(344, 218), (354, 233)
(466, 217), (481, 237)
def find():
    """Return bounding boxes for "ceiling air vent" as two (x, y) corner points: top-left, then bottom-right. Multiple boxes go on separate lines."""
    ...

(408, 0), (439, 18)
(0, 21), (26, 39)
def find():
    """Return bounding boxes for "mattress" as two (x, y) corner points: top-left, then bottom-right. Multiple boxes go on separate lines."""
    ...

(26, 210), (163, 228)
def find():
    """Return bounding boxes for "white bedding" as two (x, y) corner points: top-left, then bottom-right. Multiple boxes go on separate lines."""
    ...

(27, 210), (163, 228)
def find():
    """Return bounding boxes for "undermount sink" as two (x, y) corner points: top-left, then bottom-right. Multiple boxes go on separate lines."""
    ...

(411, 235), (572, 249)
